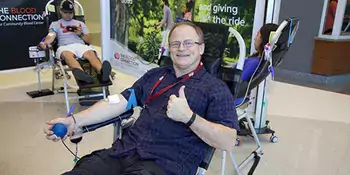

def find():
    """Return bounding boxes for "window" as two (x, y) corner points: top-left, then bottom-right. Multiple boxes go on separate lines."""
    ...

(319, 0), (350, 39)
(341, 2), (350, 34)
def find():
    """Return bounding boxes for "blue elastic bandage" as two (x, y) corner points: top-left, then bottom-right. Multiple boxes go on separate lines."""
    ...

(126, 89), (137, 110)
(50, 28), (57, 33)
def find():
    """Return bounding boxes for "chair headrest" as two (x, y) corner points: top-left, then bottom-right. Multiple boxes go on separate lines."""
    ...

(220, 18), (300, 98)
(269, 17), (300, 67)
(46, 0), (84, 23)
(192, 22), (230, 72)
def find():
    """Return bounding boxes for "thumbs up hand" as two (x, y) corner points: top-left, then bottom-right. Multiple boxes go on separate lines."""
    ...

(166, 86), (193, 124)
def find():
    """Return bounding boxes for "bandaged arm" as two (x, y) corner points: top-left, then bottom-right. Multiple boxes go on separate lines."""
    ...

(71, 70), (151, 128)
(72, 94), (128, 128)
(43, 29), (57, 44)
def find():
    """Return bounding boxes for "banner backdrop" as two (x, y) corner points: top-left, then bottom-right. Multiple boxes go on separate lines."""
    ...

(0, 0), (47, 71)
(109, 0), (256, 77)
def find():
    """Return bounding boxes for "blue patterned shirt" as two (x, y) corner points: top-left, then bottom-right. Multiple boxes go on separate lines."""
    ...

(111, 65), (239, 175)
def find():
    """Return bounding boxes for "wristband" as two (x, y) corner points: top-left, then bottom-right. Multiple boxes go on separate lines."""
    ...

(186, 112), (196, 127)
(71, 114), (77, 124)
(70, 114), (78, 135)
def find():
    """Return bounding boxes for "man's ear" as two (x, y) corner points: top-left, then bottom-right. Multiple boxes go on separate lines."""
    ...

(200, 43), (205, 55)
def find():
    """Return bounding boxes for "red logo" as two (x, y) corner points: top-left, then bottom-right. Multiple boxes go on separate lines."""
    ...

(114, 52), (120, 60)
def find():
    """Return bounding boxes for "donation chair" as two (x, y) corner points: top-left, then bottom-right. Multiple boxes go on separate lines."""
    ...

(70, 18), (300, 175)
(212, 18), (300, 175)
(43, 0), (113, 113)
(67, 22), (234, 174)
(74, 22), (243, 175)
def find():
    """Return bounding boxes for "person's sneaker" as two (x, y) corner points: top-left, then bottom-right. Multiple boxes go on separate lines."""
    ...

(72, 68), (93, 83)
(100, 61), (111, 82)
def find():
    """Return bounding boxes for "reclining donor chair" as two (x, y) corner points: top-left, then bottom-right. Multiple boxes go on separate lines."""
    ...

(39, 0), (113, 113)
(68, 18), (299, 174)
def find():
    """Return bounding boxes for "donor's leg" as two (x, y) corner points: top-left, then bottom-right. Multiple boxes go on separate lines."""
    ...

(60, 51), (93, 83)
(82, 50), (111, 82)
(62, 148), (122, 175)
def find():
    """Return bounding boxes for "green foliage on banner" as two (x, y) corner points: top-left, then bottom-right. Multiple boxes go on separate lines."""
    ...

(111, 0), (256, 65)
(194, 0), (256, 65)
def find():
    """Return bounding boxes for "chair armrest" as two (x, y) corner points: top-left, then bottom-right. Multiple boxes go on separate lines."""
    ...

(81, 109), (134, 133)
(199, 147), (216, 170)
(220, 61), (270, 99)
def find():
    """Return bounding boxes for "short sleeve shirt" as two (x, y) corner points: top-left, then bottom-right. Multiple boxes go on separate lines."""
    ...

(111, 65), (239, 175)
(49, 19), (88, 47)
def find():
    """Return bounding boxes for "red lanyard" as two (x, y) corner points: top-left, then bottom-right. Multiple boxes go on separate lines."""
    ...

(145, 62), (203, 105)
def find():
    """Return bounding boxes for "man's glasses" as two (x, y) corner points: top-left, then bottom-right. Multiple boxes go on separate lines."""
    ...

(169, 40), (202, 49)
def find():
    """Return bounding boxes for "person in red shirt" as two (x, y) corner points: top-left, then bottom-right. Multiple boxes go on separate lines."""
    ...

(324, 0), (338, 34)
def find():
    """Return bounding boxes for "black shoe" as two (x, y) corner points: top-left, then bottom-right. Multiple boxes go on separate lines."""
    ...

(72, 68), (93, 83)
(100, 61), (111, 82)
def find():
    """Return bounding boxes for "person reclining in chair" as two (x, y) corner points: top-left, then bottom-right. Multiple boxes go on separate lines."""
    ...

(240, 23), (279, 80)
(213, 23), (279, 81)
(39, 0), (111, 83)
(44, 22), (239, 175)
(210, 23), (279, 105)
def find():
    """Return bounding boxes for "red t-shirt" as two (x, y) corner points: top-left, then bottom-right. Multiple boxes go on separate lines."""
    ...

(324, 0), (338, 33)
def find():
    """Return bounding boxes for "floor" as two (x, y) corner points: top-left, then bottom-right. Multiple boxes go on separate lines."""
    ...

(275, 76), (350, 96)
(1, 45), (350, 175)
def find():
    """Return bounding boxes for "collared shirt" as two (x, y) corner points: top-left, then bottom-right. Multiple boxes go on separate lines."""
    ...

(111, 65), (239, 175)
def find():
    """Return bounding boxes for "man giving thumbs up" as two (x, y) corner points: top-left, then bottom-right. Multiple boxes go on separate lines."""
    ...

(44, 22), (239, 175)
(167, 86), (194, 125)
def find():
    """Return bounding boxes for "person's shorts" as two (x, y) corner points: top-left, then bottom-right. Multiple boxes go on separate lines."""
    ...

(57, 43), (96, 60)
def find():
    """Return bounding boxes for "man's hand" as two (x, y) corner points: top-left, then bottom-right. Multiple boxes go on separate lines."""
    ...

(166, 86), (193, 124)
(39, 42), (51, 50)
(75, 27), (83, 37)
(43, 117), (75, 142)
(156, 22), (162, 30)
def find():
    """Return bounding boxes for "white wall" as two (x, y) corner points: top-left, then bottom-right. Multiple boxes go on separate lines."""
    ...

(77, 0), (101, 33)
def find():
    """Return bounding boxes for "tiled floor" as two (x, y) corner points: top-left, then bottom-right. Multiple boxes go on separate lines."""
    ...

(1, 47), (350, 175)
(275, 76), (350, 96)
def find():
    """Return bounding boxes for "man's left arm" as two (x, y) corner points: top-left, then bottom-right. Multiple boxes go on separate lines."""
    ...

(189, 114), (237, 152)
(76, 22), (92, 44)
(167, 85), (239, 152)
